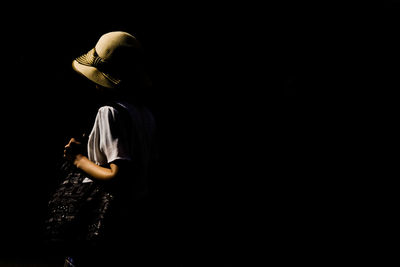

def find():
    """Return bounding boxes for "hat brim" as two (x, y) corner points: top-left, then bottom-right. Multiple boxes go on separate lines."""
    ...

(72, 60), (117, 89)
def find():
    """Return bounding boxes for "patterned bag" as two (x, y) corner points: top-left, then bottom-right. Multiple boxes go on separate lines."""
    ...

(45, 160), (114, 243)
(45, 102), (145, 245)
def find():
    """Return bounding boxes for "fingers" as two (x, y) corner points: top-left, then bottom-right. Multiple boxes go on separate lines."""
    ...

(63, 147), (70, 159)
(64, 137), (83, 159)
(65, 138), (82, 148)
(64, 145), (73, 157)
(64, 138), (72, 149)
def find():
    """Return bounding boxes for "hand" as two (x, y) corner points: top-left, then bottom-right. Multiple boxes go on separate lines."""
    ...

(64, 138), (85, 164)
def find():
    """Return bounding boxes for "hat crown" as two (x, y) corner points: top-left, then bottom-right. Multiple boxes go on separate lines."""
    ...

(72, 31), (150, 89)
(95, 31), (141, 61)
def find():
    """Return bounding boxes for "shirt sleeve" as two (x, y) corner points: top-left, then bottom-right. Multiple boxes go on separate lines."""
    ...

(94, 106), (132, 164)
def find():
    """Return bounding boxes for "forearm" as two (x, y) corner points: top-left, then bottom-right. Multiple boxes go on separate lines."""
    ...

(73, 155), (118, 181)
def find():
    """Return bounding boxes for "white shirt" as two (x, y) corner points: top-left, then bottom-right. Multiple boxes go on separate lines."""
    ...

(85, 101), (156, 185)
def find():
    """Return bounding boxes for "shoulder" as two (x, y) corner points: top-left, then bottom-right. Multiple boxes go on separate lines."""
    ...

(95, 105), (121, 123)
(98, 105), (117, 112)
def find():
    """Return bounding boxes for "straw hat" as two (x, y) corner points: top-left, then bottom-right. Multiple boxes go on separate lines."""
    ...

(72, 31), (148, 89)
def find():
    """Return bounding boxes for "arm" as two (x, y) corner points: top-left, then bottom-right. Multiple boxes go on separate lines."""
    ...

(64, 138), (120, 181)
(74, 155), (119, 181)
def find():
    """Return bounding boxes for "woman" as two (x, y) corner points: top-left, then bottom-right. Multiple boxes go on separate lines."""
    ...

(47, 31), (157, 266)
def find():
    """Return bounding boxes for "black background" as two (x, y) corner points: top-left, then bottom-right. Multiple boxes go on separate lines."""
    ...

(0, 1), (390, 266)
